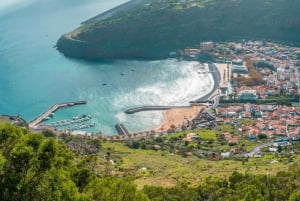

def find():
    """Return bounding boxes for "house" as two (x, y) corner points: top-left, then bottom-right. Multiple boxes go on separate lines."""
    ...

(221, 152), (231, 158)
(239, 90), (257, 101)
(230, 148), (243, 154)
(248, 134), (257, 140)
(245, 128), (260, 139)
(200, 41), (214, 51)
(269, 147), (278, 152)
(232, 65), (248, 74)
(228, 137), (239, 145)
(182, 133), (198, 142)
(253, 152), (263, 158)
(273, 141), (291, 147)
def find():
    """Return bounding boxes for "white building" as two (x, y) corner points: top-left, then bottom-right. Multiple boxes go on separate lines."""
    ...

(200, 41), (214, 51)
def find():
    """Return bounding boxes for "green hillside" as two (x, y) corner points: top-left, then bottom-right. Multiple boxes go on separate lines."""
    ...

(56, 0), (300, 60)
(1, 122), (300, 200)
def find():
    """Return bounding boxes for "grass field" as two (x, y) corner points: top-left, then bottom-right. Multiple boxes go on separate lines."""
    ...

(101, 141), (292, 189)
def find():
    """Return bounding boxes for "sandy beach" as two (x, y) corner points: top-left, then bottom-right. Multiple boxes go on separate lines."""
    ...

(156, 105), (205, 132)
(156, 63), (225, 133)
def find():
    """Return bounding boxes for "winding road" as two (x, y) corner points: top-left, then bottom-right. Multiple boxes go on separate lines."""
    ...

(246, 142), (273, 157)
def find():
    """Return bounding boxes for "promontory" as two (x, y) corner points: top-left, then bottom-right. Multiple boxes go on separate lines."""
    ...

(56, 0), (300, 60)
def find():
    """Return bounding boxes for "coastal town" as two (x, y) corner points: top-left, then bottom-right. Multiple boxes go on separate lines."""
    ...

(174, 40), (300, 155)
(2, 40), (300, 158)
(104, 40), (300, 157)
(2, 0), (300, 199)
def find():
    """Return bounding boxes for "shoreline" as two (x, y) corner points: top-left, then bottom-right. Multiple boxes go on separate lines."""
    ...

(154, 62), (222, 133)
(155, 105), (205, 132)
(26, 61), (222, 138)
(194, 63), (221, 102)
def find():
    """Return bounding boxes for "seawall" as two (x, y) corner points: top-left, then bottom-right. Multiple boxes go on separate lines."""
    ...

(125, 105), (192, 114)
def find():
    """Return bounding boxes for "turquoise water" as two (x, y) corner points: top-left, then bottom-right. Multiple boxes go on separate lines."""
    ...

(0, 0), (213, 134)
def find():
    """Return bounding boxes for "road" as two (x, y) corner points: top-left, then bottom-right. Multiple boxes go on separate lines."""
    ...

(196, 63), (221, 102)
(245, 142), (273, 157)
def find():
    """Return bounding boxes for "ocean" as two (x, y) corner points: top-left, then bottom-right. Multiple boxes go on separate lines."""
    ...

(0, 0), (213, 134)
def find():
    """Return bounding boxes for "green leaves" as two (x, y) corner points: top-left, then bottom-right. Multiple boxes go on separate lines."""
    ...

(1, 123), (300, 201)
(0, 123), (150, 201)
(85, 177), (150, 201)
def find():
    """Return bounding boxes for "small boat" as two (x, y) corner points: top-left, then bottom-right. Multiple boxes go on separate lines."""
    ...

(102, 83), (107, 86)
(120, 73), (124, 76)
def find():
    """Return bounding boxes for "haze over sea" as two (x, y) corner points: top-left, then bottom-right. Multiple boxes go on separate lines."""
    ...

(0, 0), (213, 134)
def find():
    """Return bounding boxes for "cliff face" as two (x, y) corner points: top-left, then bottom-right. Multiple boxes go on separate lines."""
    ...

(56, 0), (300, 60)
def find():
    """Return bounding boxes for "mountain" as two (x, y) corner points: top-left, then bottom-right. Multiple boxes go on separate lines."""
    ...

(56, 0), (300, 60)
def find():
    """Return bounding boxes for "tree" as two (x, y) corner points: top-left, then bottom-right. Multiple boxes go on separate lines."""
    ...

(257, 133), (267, 139)
(85, 177), (149, 201)
(278, 145), (283, 153)
(131, 141), (140, 149)
(289, 190), (300, 201)
(0, 123), (83, 201)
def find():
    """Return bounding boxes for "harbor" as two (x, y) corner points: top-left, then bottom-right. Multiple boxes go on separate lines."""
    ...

(45, 114), (96, 132)
(28, 100), (87, 130)
(26, 61), (220, 138)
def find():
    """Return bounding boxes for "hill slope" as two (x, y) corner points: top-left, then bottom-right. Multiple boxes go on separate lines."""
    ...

(56, 0), (300, 60)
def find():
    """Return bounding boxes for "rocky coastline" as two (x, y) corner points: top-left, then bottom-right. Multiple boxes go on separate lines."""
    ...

(56, 0), (300, 60)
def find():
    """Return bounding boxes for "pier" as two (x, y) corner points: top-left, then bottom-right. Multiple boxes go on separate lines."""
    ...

(115, 124), (129, 135)
(29, 101), (87, 129)
(125, 105), (192, 114)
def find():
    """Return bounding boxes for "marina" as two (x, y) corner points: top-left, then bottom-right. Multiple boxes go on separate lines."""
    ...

(28, 101), (87, 130)
(46, 114), (96, 132)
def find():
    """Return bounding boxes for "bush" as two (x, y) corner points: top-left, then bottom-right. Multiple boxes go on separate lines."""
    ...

(258, 134), (267, 139)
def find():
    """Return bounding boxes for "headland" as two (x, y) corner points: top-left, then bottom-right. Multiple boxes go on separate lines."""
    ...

(56, 0), (300, 60)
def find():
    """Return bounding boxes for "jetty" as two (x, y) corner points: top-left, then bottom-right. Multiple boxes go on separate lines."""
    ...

(115, 124), (129, 135)
(29, 101), (87, 129)
(125, 105), (192, 114)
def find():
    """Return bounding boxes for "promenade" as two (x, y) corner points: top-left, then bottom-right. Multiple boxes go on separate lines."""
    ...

(195, 63), (221, 102)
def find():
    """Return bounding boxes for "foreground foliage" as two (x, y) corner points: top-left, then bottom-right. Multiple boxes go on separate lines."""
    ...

(0, 123), (300, 201)
(0, 123), (148, 201)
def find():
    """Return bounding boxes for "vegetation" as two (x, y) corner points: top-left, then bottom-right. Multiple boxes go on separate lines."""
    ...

(1, 122), (300, 200)
(0, 122), (148, 201)
(233, 57), (264, 86)
(57, 0), (300, 60)
(143, 167), (300, 201)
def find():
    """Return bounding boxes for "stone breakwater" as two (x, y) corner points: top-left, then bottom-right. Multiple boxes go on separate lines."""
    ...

(29, 101), (87, 130)
(125, 105), (192, 114)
